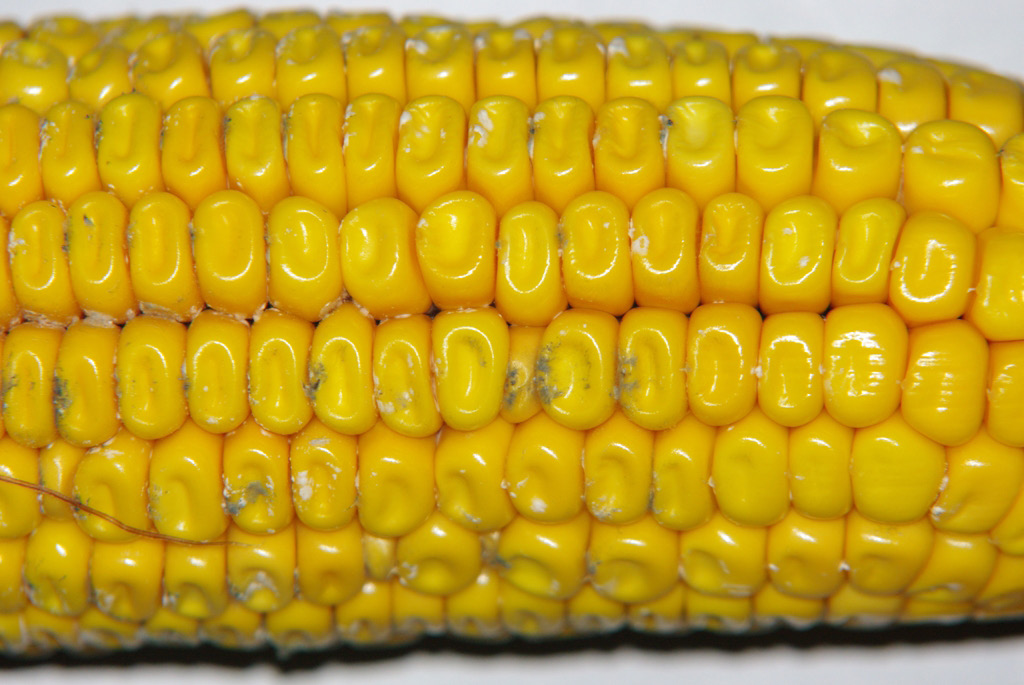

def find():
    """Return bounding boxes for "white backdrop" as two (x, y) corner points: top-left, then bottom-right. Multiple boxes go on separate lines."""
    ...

(1, 0), (1023, 683)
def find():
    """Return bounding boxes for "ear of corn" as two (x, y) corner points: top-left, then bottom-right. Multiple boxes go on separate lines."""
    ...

(0, 9), (1021, 656)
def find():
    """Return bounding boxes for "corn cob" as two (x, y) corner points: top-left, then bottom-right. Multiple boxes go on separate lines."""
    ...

(0, 9), (1021, 657)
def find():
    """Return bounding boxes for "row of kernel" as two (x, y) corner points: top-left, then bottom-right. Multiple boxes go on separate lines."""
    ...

(1, 13), (1019, 148)
(5, 90), (1022, 239)
(1, 300), (1021, 448)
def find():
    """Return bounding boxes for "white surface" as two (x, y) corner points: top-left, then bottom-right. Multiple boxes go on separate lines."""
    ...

(2, 0), (1024, 682)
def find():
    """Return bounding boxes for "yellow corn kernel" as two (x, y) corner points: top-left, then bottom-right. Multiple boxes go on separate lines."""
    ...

(501, 325), (544, 424)
(276, 26), (345, 109)
(392, 579), (445, 638)
(949, 68), (1023, 148)
(24, 519), (92, 616)
(333, 579), (392, 644)
(132, 32), (210, 111)
(629, 189), (699, 312)
(823, 303), (908, 428)
(29, 16), (97, 60)
(606, 33), (672, 110)
(0, 613), (26, 653)
(72, 427), (151, 541)
(991, 468), (1024, 554)
(76, 611), (139, 651)
(679, 512), (767, 598)
(161, 97), (227, 213)
(686, 592), (752, 633)
(340, 198), (430, 318)
(759, 196), (837, 315)
(128, 193), (202, 320)
(184, 310), (249, 434)
(904, 120), (1000, 233)
(39, 440), (85, 520)
(851, 413), (946, 524)
(560, 191), (634, 315)
(249, 311), (315, 433)
(732, 43), (801, 110)
(566, 583), (625, 635)
(96, 94), (164, 206)
(362, 531), (396, 581)
(505, 411), (585, 522)
(396, 97), (467, 214)
(274, 179), (338, 281)
(446, 566), (504, 639)
(685, 303), (761, 426)
(907, 531), (998, 603)
(712, 407), (790, 527)
(116, 315), (187, 440)
(826, 583), (903, 628)
(988, 342), (1024, 447)
(498, 511), (589, 600)
(66, 192), (136, 321)
(536, 26), (605, 113)
(998, 134), (1024, 231)
(227, 524), (296, 613)
(877, 58), (947, 137)
(224, 96), (290, 212)
(698, 193), (764, 306)
(395, 511), (481, 596)
(932, 430), (1023, 534)
(0, 537), (26, 611)
(184, 9), (253, 51)
(209, 28), (276, 105)
(0, 437), (39, 538)
(701, 29), (757, 57)
(406, 25), (474, 112)
(593, 98), (664, 211)
(111, 16), (177, 52)
(618, 307), (687, 430)
(0, 40), (68, 115)
(265, 599), (334, 653)
(201, 600), (263, 649)
(288, 420), (357, 531)
(21, 605), (79, 651)
(757, 312), (824, 428)
(0, 104), (42, 218)
(671, 39), (731, 103)
(736, 96), (814, 211)
(466, 97), (533, 216)
(651, 414), (715, 531)
(9, 201), (79, 325)
(163, 543), (228, 620)
(345, 25), (406, 104)
(495, 202), (565, 326)
(432, 308), (508, 431)
(831, 199), (905, 307)
(812, 110), (902, 215)
(902, 320), (988, 447)
(788, 412), (853, 520)
(54, 321), (119, 447)
(2, 323), (62, 447)
(435, 419), (515, 532)
(844, 511), (934, 595)
(307, 305), (376, 436)
(589, 514), (678, 604)
(475, 27), (536, 108)
(148, 419), (227, 542)
(664, 98), (734, 212)
(358, 421), (436, 537)
(627, 581), (686, 634)
(802, 48), (877, 126)
(257, 9), (319, 39)
(373, 314), (441, 438)
(222, 417), (292, 534)
(976, 555), (1024, 618)
(296, 520), (364, 605)
(0, 221), (13, 329)
(531, 96), (596, 215)
(583, 410), (653, 524)
(40, 101), (101, 209)
(0, 22), (18, 51)
(969, 227), (1024, 341)
(767, 511), (844, 600)
(416, 191), (495, 309)
(90, 537), (163, 622)
(890, 212), (976, 327)
(285, 94), (347, 219)
(753, 584), (825, 629)
(192, 190), (267, 318)
(536, 308), (618, 431)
